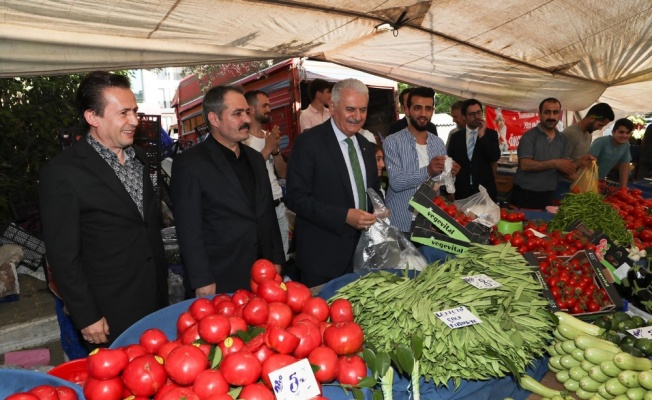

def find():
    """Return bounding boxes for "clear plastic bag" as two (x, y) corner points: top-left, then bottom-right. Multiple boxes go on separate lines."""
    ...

(353, 189), (428, 272)
(432, 156), (456, 193)
(453, 185), (500, 228)
(571, 160), (599, 193)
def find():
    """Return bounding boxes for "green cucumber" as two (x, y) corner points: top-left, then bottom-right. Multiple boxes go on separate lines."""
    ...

(638, 370), (652, 390)
(598, 382), (616, 399)
(548, 344), (560, 357)
(557, 369), (571, 383)
(576, 387), (596, 399)
(589, 365), (611, 383)
(556, 341), (568, 355)
(572, 347), (587, 362)
(614, 352), (652, 371)
(562, 339), (579, 353)
(626, 387), (646, 400)
(561, 354), (582, 369)
(601, 360), (624, 378)
(519, 374), (562, 398)
(645, 389), (652, 400)
(581, 375), (603, 391)
(570, 365), (590, 381)
(549, 355), (563, 371)
(565, 378), (580, 392)
(576, 335), (622, 352)
(557, 323), (586, 340)
(606, 377), (629, 396)
(556, 312), (606, 336)
(581, 360), (597, 372)
(618, 370), (641, 388)
(548, 360), (562, 373)
(586, 348), (619, 364)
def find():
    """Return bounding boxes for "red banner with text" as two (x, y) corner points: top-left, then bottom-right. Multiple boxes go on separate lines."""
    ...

(485, 106), (541, 152)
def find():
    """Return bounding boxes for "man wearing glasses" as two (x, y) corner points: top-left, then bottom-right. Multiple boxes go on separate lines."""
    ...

(447, 99), (501, 201)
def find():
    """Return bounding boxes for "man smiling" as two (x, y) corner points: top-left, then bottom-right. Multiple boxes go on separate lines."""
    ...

(590, 118), (634, 187)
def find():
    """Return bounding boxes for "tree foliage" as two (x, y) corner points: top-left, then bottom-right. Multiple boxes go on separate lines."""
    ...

(397, 82), (459, 114)
(0, 75), (82, 227)
(182, 61), (274, 92)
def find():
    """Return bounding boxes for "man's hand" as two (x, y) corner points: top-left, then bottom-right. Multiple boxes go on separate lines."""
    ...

(555, 159), (577, 176)
(195, 283), (216, 297)
(451, 161), (461, 176)
(427, 155), (447, 176)
(263, 126), (281, 155)
(475, 119), (487, 138)
(346, 208), (377, 230)
(81, 317), (110, 345)
(576, 154), (596, 169)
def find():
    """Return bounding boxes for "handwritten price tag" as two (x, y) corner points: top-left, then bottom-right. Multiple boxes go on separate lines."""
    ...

(434, 306), (482, 329)
(461, 274), (502, 289)
(268, 358), (320, 400)
(628, 326), (652, 339)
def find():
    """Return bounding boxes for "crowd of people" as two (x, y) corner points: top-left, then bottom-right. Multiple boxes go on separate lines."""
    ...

(38, 71), (648, 348)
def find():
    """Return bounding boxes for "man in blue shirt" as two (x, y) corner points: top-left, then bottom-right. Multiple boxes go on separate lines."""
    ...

(590, 118), (633, 187)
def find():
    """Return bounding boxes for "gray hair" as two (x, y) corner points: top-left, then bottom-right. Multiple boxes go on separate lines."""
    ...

(331, 79), (368, 106)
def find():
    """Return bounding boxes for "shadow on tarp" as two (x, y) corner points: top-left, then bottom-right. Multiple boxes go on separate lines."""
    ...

(318, 271), (548, 400)
(0, 369), (85, 399)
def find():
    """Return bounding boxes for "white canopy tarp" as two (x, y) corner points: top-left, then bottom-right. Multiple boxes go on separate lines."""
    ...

(2, 0), (652, 112)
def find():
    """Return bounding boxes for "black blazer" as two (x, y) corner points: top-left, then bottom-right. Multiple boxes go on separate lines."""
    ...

(284, 120), (380, 280)
(170, 135), (284, 294)
(39, 139), (168, 342)
(447, 127), (502, 201)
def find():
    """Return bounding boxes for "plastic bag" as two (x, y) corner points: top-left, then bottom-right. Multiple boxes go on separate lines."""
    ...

(353, 189), (428, 272)
(432, 156), (456, 193)
(571, 160), (599, 193)
(453, 185), (500, 228)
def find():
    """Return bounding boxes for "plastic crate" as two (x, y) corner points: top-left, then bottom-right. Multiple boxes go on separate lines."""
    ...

(0, 223), (45, 271)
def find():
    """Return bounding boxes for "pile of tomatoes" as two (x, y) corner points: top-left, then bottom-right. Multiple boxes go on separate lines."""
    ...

(603, 187), (652, 248)
(499, 208), (525, 222)
(79, 259), (367, 400)
(432, 196), (473, 226)
(6, 385), (78, 400)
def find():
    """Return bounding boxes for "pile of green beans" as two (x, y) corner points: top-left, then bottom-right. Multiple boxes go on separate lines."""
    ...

(333, 243), (554, 387)
(548, 192), (631, 245)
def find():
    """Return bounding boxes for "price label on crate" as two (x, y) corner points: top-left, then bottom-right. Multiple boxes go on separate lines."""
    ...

(268, 358), (320, 400)
(434, 306), (482, 329)
(628, 327), (652, 339)
(461, 274), (502, 289)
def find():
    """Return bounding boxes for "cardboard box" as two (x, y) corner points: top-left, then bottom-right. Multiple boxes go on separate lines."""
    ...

(524, 250), (624, 317)
(410, 226), (470, 254)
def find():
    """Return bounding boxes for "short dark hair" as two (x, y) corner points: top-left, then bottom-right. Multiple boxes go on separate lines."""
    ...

(308, 79), (332, 101)
(203, 85), (244, 126)
(76, 71), (131, 128)
(398, 87), (413, 107)
(407, 87), (435, 108)
(539, 97), (561, 114)
(461, 99), (483, 115)
(450, 100), (464, 111)
(244, 89), (268, 106)
(586, 103), (615, 122)
(613, 118), (634, 132)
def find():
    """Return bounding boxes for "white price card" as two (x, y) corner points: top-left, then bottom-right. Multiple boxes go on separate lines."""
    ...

(434, 306), (482, 329)
(461, 274), (502, 289)
(613, 262), (631, 281)
(268, 358), (320, 400)
(627, 326), (652, 339)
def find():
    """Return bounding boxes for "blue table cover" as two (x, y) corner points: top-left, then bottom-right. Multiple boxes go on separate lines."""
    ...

(0, 369), (85, 399)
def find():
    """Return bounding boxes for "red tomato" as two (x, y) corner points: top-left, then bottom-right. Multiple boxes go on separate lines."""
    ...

(211, 293), (232, 306)
(301, 297), (330, 322)
(122, 344), (148, 362)
(157, 340), (181, 359)
(220, 352), (262, 386)
(6, 394), (40, 400)
(242, 297), (270, 326)
(510, 235), (523, 247)
(122, 354), (167, 397)
(87, 348), (129, 380)
(188, 298), (216, 321)
(257, 279), (288, 303)
(336, 355), (367, 385)
(83, 377), (124, 400)
(292, 312), (321, 327)
(284, 281), (312, 313)
(228, 316), (247, 335)
(640, 229), (652, 242)
(507, 213), (520, 222)
(198, 314), (231, 344)
(55, 387), (77, 400)
(28, 386), (59, 400)
(214, 300), (236, 317)
(164, 344), (208, 386)
(308, 346), (340, 383)
(265, 325), (300, 354)
(192, 369), (229, 399)
(260, 354), (298, 388)
(232, 289), (256, 306)
(328, 298), (354, 323)
(253, 342), (276, 364)
(251, 259), (278, 284)
(287, 320), (322, 358)
(239, 383), (274, 400)
(219, 336), (245, 356)
(180, 323), (201, 344)
(267, 302), (293, 328)
(323, 322), (364, 356)
(139, 328), (169, 354)
(500, 209), (508, 220)
(156, 386), (201, 400)
(176, 312), (197, 335)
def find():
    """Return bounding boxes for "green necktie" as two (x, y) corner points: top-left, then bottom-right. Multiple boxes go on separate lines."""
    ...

(344, 137), (366, 210)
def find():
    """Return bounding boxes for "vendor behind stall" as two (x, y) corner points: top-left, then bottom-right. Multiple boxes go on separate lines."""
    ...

(592, 118), (633, 187)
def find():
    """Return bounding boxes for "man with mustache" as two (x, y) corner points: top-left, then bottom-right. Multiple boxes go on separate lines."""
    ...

(171, 85), (284, 296)
(40, 71), (168, 348)
(285, 78), (380, 286)
(563, 102), (614, 162)
(511, 98), (594, 209)
(384, 87), (460, 235)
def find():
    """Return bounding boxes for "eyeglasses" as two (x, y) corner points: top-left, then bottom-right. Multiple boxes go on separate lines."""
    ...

(466, 110), (483, 117)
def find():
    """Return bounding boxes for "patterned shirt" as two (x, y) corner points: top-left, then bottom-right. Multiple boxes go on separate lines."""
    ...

(87, 134), (144, 218)
(384, 128), (447, 232)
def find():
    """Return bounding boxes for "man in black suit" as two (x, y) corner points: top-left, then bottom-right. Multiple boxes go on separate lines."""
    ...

(285, 78), (380, 287)
(40, 71), (168, 348)
(387, 87), (438, 137)
(447, 98), (502, 201)
(170, 86), (284, 296)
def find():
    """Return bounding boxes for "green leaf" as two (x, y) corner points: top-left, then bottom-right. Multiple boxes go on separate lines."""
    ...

(352, 387), (364, 400)
(395, 344), (414, 375)
(375, 351), (391, 377)
(249, 326), (266, 339)
(410, 334), (423, 360)
(235, 330), (251, 342)
(388, 349), (403, 375)
(373, 389), (384, 400)
(210, 346), (223, 369)
(310, 363), (320, 374)
(362, 348), (377, 377)
(357, 376), (378, 388)
(228, 386), (242, 398)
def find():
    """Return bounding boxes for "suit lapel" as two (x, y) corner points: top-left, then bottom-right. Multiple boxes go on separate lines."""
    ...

(74, 139), (143, 219)
(323, 125), (355, 206)
(204, 136), (250, 205)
